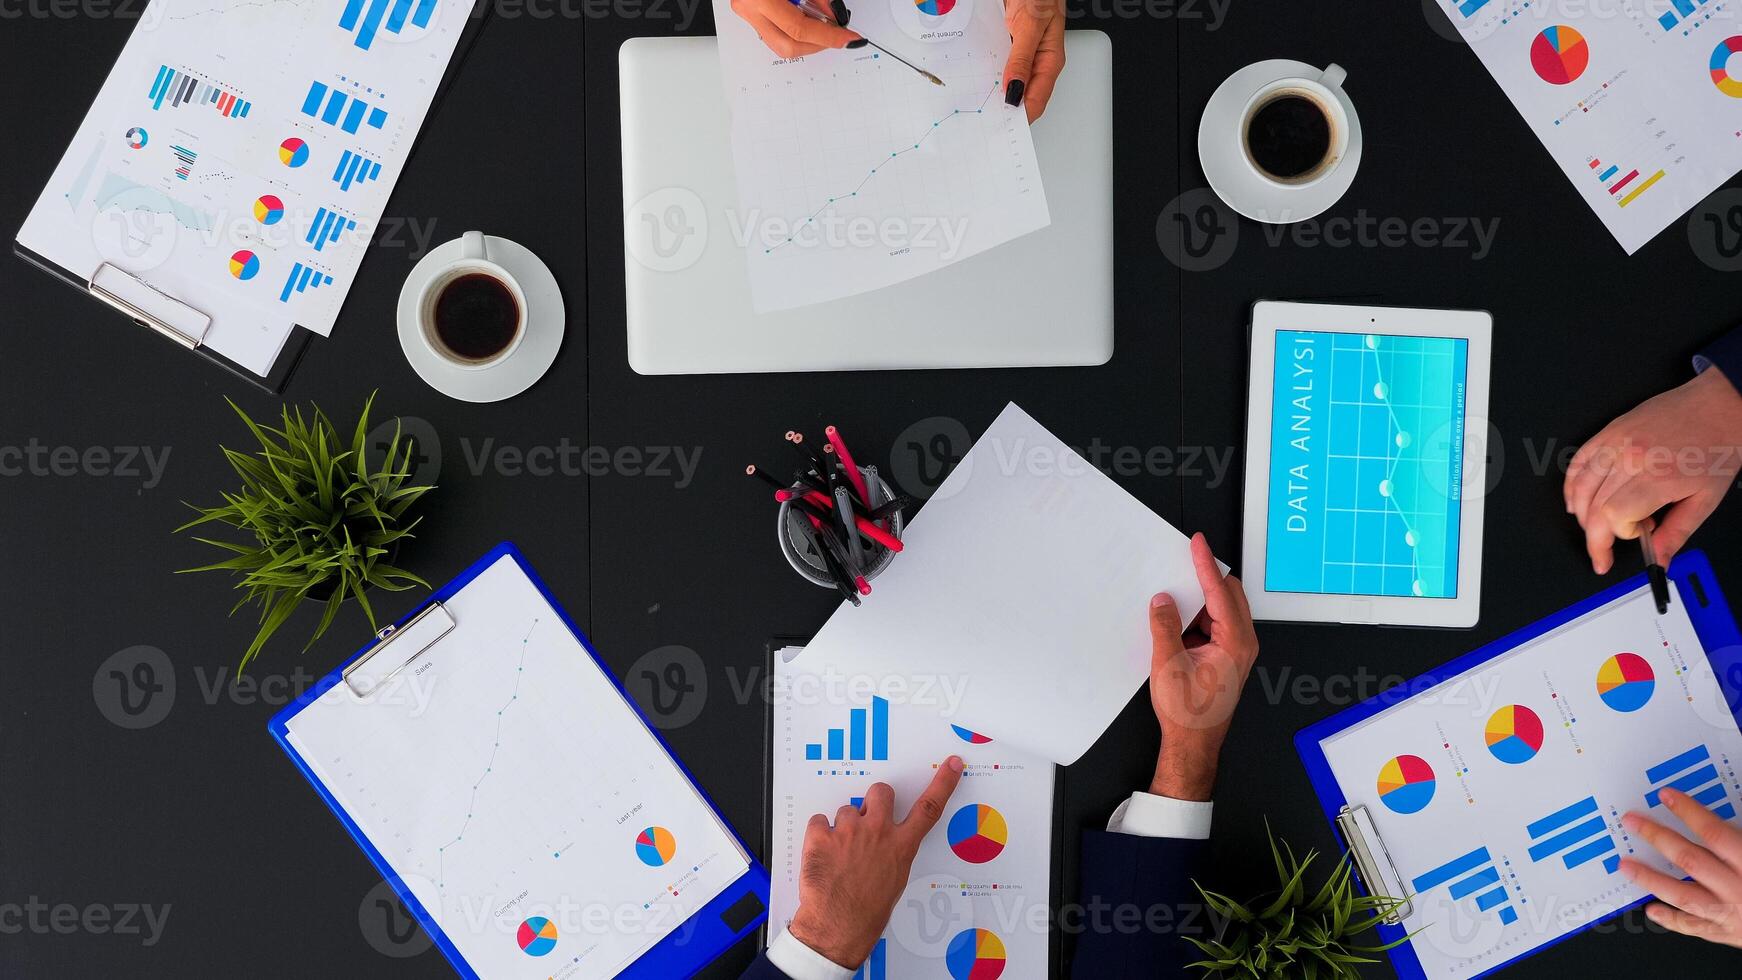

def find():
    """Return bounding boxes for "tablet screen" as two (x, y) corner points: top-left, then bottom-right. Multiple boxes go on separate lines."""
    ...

(1265, 329), (1469, 599)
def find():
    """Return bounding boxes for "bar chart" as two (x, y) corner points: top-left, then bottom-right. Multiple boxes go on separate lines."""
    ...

(1644, 745), (1739, 820)
(1410, 846), (1520, 927)
(147, 66), (251, 118)
(171, 144), (198, 181)
(306, 207), (357, 252)
(805, 696), (890, 763)
(332, 150), (384, 192)
(340, 0), (439, 51)
(300, 81), (389, 136)
(1658, 0), (1715, 32)
(1524, 796), (1621, 874)
(1587, 156), (1665, 209)
(280, 262), (335, 303)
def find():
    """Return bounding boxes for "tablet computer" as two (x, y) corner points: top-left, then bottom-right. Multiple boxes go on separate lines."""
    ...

(1241, 301), (1492, 627)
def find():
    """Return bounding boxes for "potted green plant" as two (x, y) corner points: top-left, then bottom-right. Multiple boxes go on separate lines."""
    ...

(177, 393), (433, 669)
(1188, 823), (1411, 980)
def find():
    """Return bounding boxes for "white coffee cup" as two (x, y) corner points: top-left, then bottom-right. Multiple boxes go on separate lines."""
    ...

(417, 231), (527, 370)
(1237, 64), (1351, 190)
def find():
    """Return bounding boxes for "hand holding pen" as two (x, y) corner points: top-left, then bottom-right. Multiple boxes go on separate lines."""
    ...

(729, 0), (859, 59)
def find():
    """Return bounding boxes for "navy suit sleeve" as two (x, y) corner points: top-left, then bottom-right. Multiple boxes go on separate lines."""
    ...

(739, 953), (791, 979)
(1694, 324), (1742, 389)
(1069, 831), (1211, 979)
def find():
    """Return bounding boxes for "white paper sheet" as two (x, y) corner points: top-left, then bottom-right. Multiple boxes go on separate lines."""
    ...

(284, 556), (750, 979)
(17, 0), (470, 374)
(711, 0), (1050, 311)
(790, 402), (1216, 767)
(1445, 0), (1742, 253)
(769, 647), (1055, 980)
(1319, 584), (1742, 979)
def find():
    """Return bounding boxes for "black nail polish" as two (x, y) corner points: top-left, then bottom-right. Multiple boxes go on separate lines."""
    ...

(846, 38), (867, 48)
(1005, 78), (1025, 106)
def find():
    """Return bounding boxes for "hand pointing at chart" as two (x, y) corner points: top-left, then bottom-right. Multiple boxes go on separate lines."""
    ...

(1621, 788), (1742, 949)
(732, 0), (861, 58)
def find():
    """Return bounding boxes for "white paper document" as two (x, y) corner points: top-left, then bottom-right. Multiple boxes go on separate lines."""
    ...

(792, 402), (1215, 767)
(770, 647), (1056, 980)
(1318, 585), (1742, 979)
(17, 0), (470, 375)
(711, 0), (1050, 311)
(284, 556), (750, 979)
(1444, 0), (1742, 253)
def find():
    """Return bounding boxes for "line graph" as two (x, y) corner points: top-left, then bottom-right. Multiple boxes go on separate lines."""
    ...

(762, 78), (1000, 255)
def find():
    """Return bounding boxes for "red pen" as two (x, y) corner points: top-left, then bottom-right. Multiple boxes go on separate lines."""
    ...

(776, 488), (904, 553)
(826, 425), (873, 506)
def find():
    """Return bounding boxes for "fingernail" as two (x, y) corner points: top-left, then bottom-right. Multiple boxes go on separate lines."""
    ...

(1595, 559), (1611, 575)
(1622, 813), (1642, 831)
(1152, 593), (1173, 609)
(1661, 788), (1682, 804)
(1004, 78), (1025, 107)
(948, 755), (964, 772)
(846, 38), (867, 48)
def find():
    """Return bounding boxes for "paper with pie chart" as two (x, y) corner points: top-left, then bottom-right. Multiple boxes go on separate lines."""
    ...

(1318, 584), (1742, 980)
(1440, 0), (1742, 253)
(770, 649), (1053, 979)
(711, 0), (1049, 312)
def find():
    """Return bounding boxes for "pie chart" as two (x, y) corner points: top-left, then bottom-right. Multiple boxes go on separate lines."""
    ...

(915, 0), (956, 14)
(947, 804), (1008, 864)
(952, 725), (993, 744)
(228, 250), (260, 281)
(636, 826), (678, 867)
(278, 137), (310, 168)
(1711, 36), (1742, 97)
(1484, 705), (1545, 764)
(1530, 25), (1589, 85)
(1377, 755), (1436, 815)
(516, 916), (558, 956)
(253, 194), (285, 226)
(1598, 652), (1655, 712)
(945, 927), (1007, 980)
(125, 127), (149, 150)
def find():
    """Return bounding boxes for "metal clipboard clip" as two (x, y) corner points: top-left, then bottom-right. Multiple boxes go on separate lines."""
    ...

(86, 263), (212, 350)
(342, 601), (457, 698)
(1336, 804), (1413, 924)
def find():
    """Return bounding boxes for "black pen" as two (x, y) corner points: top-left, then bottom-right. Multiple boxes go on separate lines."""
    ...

(1641, 520), (1671, 615)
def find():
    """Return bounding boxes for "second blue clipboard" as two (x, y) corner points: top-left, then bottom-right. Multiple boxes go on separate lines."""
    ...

(1296, 550), (1742, 980)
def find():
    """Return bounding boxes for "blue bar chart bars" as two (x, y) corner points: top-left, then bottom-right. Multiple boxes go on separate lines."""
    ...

(171, 145), (198, 181)
(332, 150), (384, 192)
(805, 697), (890, 762)
(1453, 0), (1491, 19)
(1645, 745), (1738, 820)
(1658, 0), (1708, 31)
(1410, 846), (1519, 926)
(147, 66), (251, 118)
(300, 81), (389, 135)
(280, 262), (334, 303)
(1526, 796), (1621, 875)
(852, 938), (886, 980)
(339, 0), (438, 51)
(306, 208), (358, 252)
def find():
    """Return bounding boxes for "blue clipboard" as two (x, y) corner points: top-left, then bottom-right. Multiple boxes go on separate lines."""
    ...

(268, 542), (771, 979)
(1295, 550), (1742, 980)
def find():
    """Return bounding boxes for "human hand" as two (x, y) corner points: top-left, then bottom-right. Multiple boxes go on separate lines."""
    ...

(730, 0), (860, 59)
(1620, 788), (1742, 948)
(1565, 368), (1742, 574)
(1147, 532), (1260, 802)
(785, 757), (965, 967)
(1001, 0), (1065, 122)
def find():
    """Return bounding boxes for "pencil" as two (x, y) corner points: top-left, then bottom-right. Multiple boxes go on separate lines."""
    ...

(826, 425), (872, 505)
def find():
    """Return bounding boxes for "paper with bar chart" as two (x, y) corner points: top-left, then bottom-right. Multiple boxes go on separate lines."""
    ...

(1318, 585), (1742, 978)
(1440, 0), (1742, 252)
(282, 556), (750, 980)
(711, 0), (1049, 311)
(770, 649), (1053, 979)
(16, 0), (469, 375)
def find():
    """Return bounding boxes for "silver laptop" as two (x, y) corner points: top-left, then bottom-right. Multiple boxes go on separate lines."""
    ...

(619, 32), (1115, 375)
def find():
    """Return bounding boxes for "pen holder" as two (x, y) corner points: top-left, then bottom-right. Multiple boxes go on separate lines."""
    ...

(777, 466), (904, 591)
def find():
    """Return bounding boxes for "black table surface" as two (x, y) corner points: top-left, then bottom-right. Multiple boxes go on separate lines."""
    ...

(6, 0), (1742, 975)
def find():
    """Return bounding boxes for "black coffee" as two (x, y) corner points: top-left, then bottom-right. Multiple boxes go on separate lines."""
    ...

(1245, 93), (1333, 182)
(434, 273), (519, 361)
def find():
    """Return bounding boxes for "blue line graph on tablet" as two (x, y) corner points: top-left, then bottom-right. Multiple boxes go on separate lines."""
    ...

(1266, 330), (1469, 598)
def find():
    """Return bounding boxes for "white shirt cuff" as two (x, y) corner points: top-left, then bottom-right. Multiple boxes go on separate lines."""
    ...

(1106, 791), (1214, 840)
(765, 927), (856, 980)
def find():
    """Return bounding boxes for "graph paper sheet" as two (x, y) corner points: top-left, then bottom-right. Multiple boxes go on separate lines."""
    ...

(1318, 584), (1742, 979)
(768, 647), (1055, 980)
(711, 0), (1050, 311)
(283, 555), (750, 980)
(17, 0), (470, 374)
(1442, 0), (1742, 253)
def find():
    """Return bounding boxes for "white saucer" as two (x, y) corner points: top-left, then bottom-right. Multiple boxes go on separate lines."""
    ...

(1198, 60), (1363, 224)
(397, 236), (566, 403)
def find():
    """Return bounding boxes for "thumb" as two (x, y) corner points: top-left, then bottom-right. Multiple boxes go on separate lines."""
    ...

(901, 756), (965, 845)
(1150, 593), (1185, 667)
